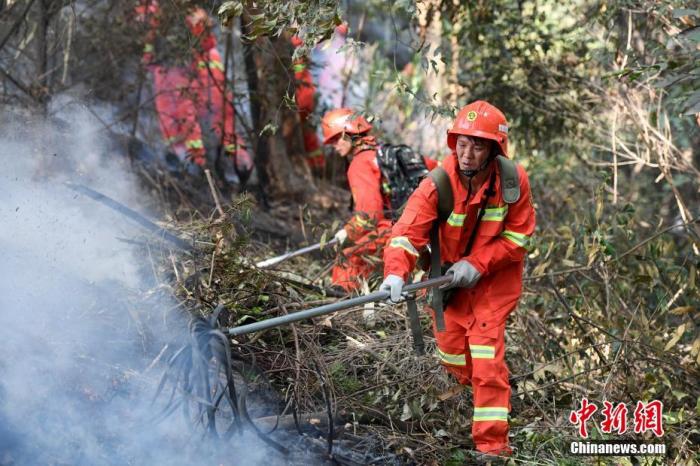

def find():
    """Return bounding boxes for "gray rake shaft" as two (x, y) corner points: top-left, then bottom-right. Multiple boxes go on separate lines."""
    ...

(255, 238), (339, 268)
(65, 182), (192, 251)
(227, 275), (452, 336)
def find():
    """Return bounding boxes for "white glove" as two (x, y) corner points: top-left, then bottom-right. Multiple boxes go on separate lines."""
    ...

(334, 228), (348, 245)
(379, 274), (405, 303)
(442, 260), (481, 290)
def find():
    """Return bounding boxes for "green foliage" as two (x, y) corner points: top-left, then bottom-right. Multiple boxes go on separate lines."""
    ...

(443, 0), (606, 155)
(611, 2), (700, 115)
(329, 361), (363, 392)
(218, 0), (341, 53)
(445, 448), (467, 466)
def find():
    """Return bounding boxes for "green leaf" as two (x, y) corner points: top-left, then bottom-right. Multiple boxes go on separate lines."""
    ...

(218, 1), (243, 18)
(668, 306), (694, 315)
(260, 122), (278, 136)
(434, 428), (450, 438)
(664, 324), (686, 352)
(681, 90), (700, 114)
(672, 390), (689, 401)
(672, 9), (699, 19)
(400, 402), (412, 421)
(446, 449), (467, 466)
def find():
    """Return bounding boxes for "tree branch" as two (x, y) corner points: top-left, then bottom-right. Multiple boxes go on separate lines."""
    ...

(0, 0), (38, 53)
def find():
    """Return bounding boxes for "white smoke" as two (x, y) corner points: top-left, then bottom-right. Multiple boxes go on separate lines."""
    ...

(0, 105), (277, 465)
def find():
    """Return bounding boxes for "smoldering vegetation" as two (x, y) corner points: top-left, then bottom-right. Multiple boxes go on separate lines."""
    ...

(0, 112), (274, 465)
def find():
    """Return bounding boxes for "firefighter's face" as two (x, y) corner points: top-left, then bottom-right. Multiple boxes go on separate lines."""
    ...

(332, 134), (353, 157)
(456, 135), (492, 172)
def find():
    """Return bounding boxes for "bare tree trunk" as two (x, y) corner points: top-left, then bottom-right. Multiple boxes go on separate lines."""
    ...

(36, 0), (50, 114)
(241, 17), (271, 207)
(242, 16), (308, 200)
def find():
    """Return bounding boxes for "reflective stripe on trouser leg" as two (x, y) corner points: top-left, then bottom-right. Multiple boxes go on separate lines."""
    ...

(428, 305), (472, 385)
(469, 324), (511, 453)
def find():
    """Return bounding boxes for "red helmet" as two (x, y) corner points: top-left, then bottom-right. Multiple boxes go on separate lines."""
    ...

(447, 100), (509, 156)
(291, 35), (304, 48)
(335, 23), (349, 36)
(321, 108), (372, 144)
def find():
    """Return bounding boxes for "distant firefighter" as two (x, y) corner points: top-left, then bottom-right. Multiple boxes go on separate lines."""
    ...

(135, 1), (252, 176)
(321, 108), (437, 291)
(291, 35), (324, 170)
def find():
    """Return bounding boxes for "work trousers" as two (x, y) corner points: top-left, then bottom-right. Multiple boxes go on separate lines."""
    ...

(331, 253), (374, 292)
(429, 301), (513, 455)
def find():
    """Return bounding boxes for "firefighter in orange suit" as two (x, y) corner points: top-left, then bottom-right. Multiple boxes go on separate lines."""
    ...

(136, 2), (251, 173)
(291, 35), (324, 169)
(379, 101), (536, 456)
(321, 108), (437, 292)
(185, 8), (251, 172)
(321, 108), (391, 291)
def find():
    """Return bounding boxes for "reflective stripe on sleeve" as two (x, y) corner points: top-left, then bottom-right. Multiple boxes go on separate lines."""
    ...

(388, 236), (419, 257)
(292, 63), (306, 73)
(209, 60), (224, 71)
(473, 407), (509, 422)
(501, 230), (531, 249)
(198, 60), (224, 71)
(482, 205), (508, 222)
(437, 349), (466, 366)
(446, 212), (466, 227)
(352, 214), (372, 228)
(185, 139), (204, 149)
(469, 344), (495, 359)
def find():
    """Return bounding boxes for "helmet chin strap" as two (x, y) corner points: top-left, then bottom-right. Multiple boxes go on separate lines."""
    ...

(460, 152), (497, 200)
(460, 153), (495, 179)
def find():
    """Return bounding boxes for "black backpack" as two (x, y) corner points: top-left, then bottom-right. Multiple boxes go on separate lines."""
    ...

(375, 144), (430, 221)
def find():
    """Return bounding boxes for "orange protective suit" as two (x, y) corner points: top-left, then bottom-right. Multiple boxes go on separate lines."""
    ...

(331, 147), (391, 291)
(138, 2), (251, 171)
(383, 153), (535, 454)
(291, 37), (324, 168)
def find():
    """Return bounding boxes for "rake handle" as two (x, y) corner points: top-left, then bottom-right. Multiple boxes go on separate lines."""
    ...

(227, 275), (452, 336)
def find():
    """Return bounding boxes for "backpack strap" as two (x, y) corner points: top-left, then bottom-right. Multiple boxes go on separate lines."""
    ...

(428, 167), (453, 222)
(496, 155), (520, 204)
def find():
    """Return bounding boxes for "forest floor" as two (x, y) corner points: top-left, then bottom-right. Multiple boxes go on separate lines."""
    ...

(131, 160), (696, 466)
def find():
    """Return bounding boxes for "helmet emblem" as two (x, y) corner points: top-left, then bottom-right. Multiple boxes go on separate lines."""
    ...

(466, 111), (478, 121)
(333, 115), (350, 126)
